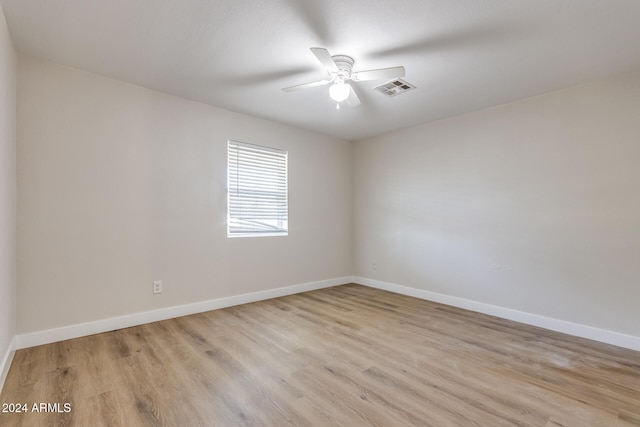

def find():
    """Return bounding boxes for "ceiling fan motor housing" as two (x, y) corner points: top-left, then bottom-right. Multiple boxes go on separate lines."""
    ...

(332, 55), (354, 78)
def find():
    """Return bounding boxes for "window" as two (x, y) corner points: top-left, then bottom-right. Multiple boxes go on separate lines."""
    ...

(227, 140), (288, 237)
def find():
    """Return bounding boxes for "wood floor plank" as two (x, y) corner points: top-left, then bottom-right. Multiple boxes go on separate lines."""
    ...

(1, 284), (639, 426)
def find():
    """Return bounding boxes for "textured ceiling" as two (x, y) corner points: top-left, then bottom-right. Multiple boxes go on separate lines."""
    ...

(2, 0), (640, 140)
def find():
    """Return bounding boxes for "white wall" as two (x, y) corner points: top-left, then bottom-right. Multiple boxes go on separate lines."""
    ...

(0, 5), (17, 379)
(17, 56), (352, 334)
(354, 71), (640, 337)
(13, 48), (640, 347)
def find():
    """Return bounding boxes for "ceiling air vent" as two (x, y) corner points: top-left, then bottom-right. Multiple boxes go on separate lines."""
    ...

(374, 79), (416, 97)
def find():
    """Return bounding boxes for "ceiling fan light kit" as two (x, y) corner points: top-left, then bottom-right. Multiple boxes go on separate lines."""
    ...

(282, 47), (407, 108)
(329, 80), (351, 102)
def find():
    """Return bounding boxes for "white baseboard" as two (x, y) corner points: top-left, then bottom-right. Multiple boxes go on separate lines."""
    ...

(0, 335), (16, 393)
(13, 275), (640, 353)
(16, 277), (350, 350)
(353, 276), (640, 352)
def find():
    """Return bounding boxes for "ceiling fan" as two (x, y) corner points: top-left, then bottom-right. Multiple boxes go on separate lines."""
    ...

(282, 47), (406, 108)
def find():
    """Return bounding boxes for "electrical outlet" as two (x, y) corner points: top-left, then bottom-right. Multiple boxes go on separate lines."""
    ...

(153, 280), (162, 294)
(372, 261), (377, 271)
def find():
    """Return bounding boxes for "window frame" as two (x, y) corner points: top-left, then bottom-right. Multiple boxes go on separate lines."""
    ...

(227, 140), (288, 238)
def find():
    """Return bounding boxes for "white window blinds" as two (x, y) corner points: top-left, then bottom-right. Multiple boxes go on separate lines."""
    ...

(227, 140), (288, 237)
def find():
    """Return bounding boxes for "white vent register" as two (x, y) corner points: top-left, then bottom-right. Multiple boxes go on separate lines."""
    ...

(374, 79), (416, 97)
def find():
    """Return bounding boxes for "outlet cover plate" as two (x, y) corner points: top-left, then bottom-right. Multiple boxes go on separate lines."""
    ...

(153, 280), (162, 294)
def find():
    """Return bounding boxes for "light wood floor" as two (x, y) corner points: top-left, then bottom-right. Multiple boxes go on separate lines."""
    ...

(1, 284), (639, 426)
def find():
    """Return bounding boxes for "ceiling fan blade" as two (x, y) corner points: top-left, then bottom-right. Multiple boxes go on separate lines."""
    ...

(310, 47), (338, 72)
(282, 79), (331, 92)
(345, 86), (361, 107)
(351, 66), (405, 81)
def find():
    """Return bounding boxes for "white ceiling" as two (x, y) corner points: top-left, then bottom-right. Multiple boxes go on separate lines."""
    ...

(2, 0), (640, 141)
